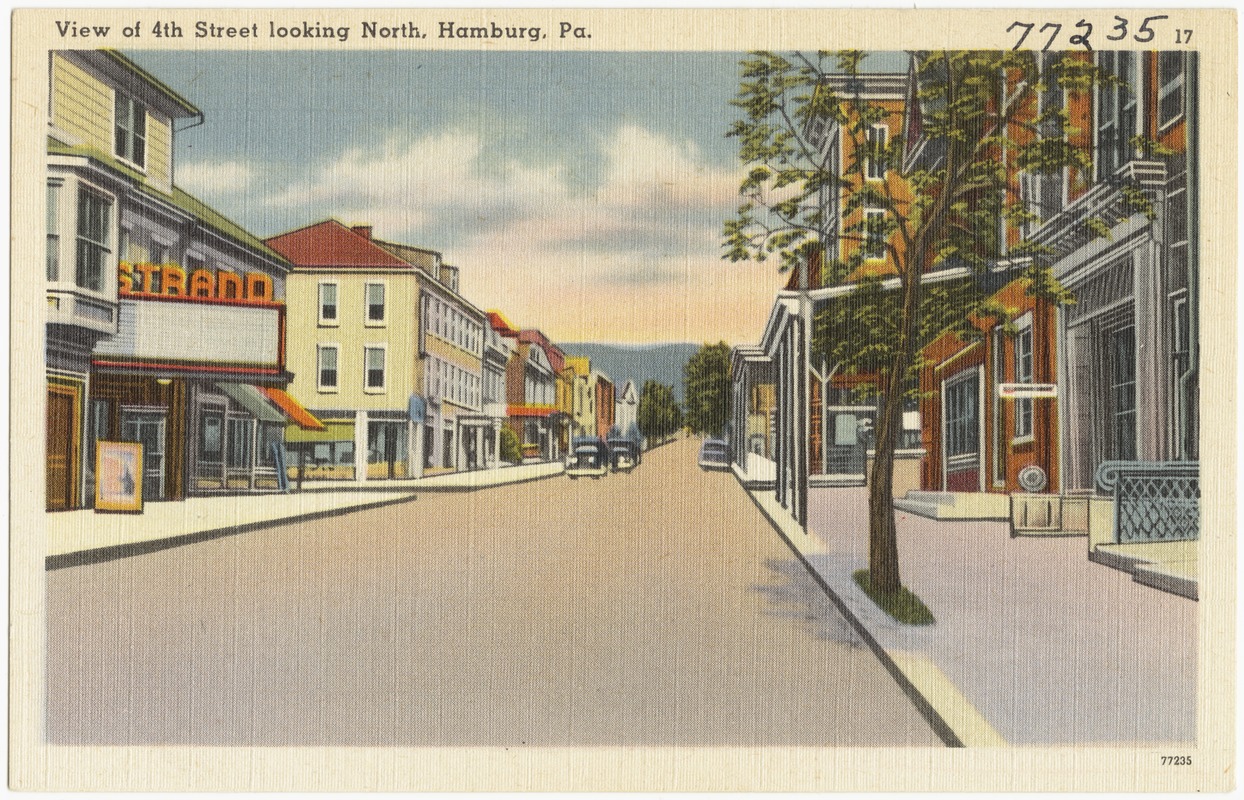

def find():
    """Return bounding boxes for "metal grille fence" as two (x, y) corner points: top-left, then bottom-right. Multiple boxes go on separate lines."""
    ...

(1095, 460), (1200, 543)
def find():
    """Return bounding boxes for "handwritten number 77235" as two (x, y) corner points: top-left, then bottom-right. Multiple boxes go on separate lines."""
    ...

(1009, 15), (1173, 50)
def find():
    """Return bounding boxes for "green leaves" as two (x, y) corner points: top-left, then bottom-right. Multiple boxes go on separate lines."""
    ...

(683, 343), (733, 437)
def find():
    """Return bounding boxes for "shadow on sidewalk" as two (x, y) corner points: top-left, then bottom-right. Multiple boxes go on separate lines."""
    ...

(753, 558), (862, 648)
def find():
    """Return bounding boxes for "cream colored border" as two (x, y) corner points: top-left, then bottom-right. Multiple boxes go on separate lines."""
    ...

(11, 7), (1237, 792)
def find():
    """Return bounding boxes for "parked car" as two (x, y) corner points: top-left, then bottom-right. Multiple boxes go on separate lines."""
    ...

(697, 437), (731, 471)
(607, 438), (640, 473)
(567, 438), (609, 479)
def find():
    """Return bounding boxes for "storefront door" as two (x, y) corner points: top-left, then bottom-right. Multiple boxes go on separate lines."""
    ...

(121, 407), (167, 502)
(46, 386), (78, 511)
(943, 371), (982, 492)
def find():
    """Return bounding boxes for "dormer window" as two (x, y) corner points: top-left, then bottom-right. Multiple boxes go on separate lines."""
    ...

(114, 92), (147, 169)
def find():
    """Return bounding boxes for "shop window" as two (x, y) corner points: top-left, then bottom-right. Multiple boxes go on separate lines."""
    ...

(365, 282), (386, 325)
(47, 182), (60, 281)
(1014, 323), (1034, 439)
(317, 344), (339, 391)
(318, 282), (338, 325)
(114, 92), (146, 169)
(226, 416), (254, 470)
(364, 345), (386, 391)
(74, 187), (111, 291)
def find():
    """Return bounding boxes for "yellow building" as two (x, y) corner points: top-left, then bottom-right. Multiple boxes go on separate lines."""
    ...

(268, 220), (490, 480)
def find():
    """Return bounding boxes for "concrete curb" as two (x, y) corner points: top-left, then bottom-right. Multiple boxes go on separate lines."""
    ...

(736, 481), (966, 748)
(46, 492), (420, 571)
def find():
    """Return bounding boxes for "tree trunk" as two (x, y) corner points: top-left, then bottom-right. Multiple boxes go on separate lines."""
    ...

(868, 251), (924, 596)
(867, 370), (906, 596)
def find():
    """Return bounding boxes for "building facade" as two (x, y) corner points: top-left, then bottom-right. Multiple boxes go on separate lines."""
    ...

(615, 379), (639, 438)
(47, 49), (315, 510)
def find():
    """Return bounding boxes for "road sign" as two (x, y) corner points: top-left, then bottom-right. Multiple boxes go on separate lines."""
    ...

(997, 382), (1058, 399)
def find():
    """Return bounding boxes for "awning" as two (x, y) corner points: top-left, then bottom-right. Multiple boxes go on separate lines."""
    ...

(507, 403), (556, 418)
(257, 386), (327, 431)
(215, 382), (286, 424)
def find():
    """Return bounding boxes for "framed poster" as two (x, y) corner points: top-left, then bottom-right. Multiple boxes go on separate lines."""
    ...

(92, 441), (143, 513)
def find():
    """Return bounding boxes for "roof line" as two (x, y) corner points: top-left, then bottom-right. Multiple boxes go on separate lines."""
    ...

(102, 50), (201, 116)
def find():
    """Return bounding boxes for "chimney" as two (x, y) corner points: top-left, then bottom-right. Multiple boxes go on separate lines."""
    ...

(351, 225), (373, 239)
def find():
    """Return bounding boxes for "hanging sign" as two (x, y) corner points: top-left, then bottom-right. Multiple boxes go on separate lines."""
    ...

(997, 383), (1058, 399)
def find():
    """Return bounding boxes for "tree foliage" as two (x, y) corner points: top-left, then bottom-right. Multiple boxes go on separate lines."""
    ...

(725, 50), (1105, 595)
(637, 381), (681, 446)
(683, 342), (733, 437)
(499, 426), (522, 464)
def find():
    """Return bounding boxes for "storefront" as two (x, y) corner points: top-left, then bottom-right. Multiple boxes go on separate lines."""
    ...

(86, 262), (319, 501)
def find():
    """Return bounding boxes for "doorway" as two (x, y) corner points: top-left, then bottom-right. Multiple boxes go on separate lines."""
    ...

(121, 407), (167, 502)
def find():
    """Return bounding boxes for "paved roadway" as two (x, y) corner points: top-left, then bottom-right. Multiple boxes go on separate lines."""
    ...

(47, 437), (941, 746)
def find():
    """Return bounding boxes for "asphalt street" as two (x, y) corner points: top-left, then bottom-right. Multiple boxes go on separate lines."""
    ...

(46, 437), (941, 746)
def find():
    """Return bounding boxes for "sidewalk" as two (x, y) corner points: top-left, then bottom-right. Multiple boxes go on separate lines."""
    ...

(296, 460), (564, 493)
(744, 484), (1197, 746)
(47, 461), (563, 568)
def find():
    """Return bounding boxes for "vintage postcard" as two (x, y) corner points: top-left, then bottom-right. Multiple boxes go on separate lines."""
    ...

(10, 6), (1237, 793)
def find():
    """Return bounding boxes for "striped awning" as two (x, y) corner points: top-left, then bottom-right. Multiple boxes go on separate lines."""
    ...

(257, 386), (327, 431)
(215, 382), (286, 424)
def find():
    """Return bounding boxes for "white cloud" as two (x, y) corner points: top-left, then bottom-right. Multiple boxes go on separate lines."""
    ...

(184, 124), (780, 342)
(176, 160), (256, 197)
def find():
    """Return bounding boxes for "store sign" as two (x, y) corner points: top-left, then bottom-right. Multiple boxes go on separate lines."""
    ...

(119, 262), (275, 304)
(997, 382), (1058, 399)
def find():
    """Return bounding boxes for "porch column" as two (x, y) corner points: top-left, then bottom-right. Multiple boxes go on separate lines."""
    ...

(410, 420), (424, 480)
(354, 411), (369, 481)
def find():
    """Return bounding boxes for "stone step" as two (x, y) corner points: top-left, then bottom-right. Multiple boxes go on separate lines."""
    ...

(893, 498), (943, 519)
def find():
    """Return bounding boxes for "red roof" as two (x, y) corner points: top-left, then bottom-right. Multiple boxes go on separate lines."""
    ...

(265, 220), (412, 269)
(518, 329), (565, 373)
(487, 310), (519, 337)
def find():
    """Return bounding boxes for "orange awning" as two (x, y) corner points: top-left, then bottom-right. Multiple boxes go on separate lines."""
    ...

(259, 387), (326, 431)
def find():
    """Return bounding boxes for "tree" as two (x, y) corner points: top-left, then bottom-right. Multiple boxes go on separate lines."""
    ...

(683, 342), (733, 437)
(499, 426), (522, 464)
(724, 51), (1099, 596)
(637, 380), (681, 446)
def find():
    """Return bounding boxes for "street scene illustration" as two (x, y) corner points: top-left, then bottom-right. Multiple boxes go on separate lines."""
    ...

(42, 45), (1198, 751)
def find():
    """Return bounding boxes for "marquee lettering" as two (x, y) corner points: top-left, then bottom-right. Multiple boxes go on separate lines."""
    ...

(119, 262), (277, 304)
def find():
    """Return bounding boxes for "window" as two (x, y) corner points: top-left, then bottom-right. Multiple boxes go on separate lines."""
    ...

(863, 209), (886, 260)
(317, 345), (339, 391)
(46, 182), (60, 281)
(114, 92), (146, 168)
(1096, 51), (1139, 181)
(364, 346), (386, 391)
(75, 187), (111, 291)
(1158, 51), (1186, 131)
(365, 282), (386, 325)
(945, 374), (979, 458)
(866, 124), (888, 180)
(1014, 324), (1034, 439)
(226, 417), (254, 470)
(1107, 326), (1137, 461)
(317, 282), (338, 325)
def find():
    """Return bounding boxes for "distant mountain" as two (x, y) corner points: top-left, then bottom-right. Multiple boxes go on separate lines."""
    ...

(558, 342), (702, 402)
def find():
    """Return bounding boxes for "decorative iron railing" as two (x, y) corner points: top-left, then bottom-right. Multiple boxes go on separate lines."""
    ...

(1095, 460), (1200, 543)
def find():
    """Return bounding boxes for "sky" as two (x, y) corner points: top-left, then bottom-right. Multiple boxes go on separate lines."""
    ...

(128, 49), (903, 345)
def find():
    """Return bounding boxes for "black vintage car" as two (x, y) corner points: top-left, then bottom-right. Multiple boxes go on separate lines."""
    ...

(607, 437), (641, 473)
(567, 437), (610, 479)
